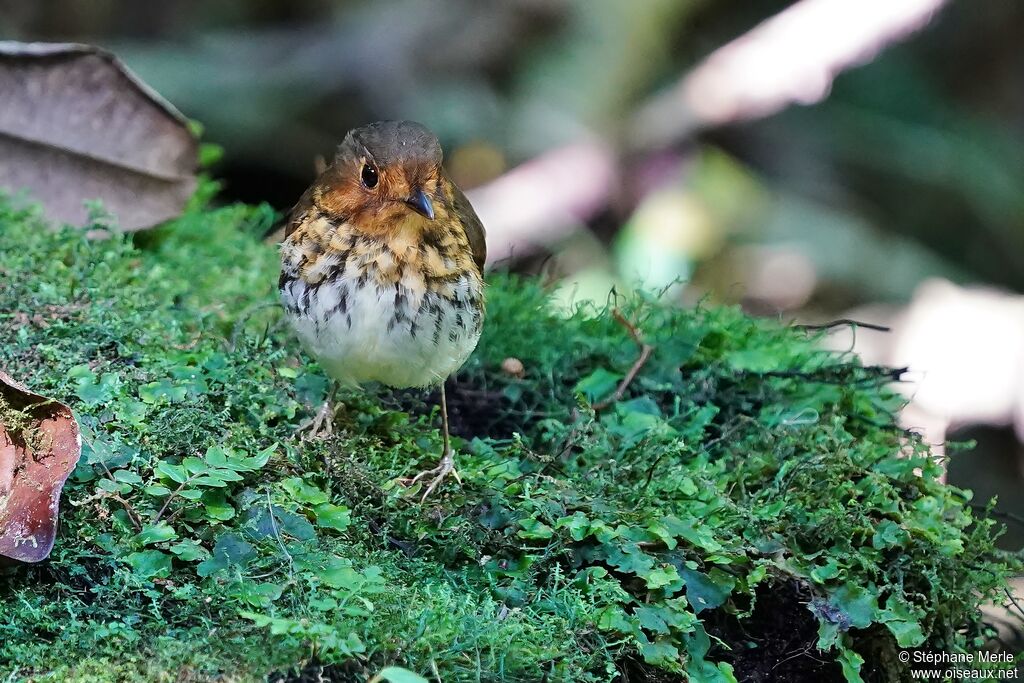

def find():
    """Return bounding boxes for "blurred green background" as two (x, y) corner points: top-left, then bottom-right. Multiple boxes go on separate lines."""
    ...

(3, 0), (1024, 545)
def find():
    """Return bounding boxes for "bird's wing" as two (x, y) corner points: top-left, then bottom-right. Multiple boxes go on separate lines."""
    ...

(449, 180), (487, 273)
(284, 186), (316, 240)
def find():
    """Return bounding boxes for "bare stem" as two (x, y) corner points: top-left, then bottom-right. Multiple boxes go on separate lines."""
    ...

(593, 308), (654, 412)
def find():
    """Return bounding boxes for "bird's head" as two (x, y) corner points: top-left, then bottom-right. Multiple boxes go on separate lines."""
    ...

(312, 120), (446, 233)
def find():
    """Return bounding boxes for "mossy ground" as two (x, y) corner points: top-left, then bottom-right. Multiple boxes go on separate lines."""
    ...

(0, 196), (1020, 682)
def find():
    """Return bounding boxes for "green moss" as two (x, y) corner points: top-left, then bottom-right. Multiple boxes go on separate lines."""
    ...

(0, 196), (1018, 682)
(0, 394), (47, 456)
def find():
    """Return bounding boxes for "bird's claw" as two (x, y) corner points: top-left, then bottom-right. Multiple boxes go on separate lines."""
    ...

(402, 449), (461, 502)
(296, 401), (335, 440)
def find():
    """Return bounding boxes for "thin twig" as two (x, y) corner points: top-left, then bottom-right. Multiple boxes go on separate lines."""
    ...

(796, 318), (891, 333)
(1005, 588), (1024, 622)
(593, 308), (654, 412)
(641, 449), (671, 493)
(106, 493), (142, 531)
(151, 475), (197, 525)
(772, 643), (827, 670)
(229, 301), (282, 351)
(752, 365), (908, 386)
(96, 461), (142, 530)
(266, 491), (294, 571)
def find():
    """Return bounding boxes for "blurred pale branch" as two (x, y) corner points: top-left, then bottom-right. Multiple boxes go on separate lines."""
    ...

(632, 0), (949, 149)
(471, 142), (616, 265)
(475, 0), (951, 264)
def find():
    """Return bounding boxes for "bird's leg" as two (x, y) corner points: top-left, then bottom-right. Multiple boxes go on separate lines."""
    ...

(406, 383), (462, 501)
(296, 383), (339, 440)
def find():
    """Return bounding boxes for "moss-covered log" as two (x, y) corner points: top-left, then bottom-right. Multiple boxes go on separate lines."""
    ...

(0, 198), (1018, 682)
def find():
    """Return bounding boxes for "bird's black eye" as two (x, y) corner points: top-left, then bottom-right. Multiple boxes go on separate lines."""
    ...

(361, 164), (379, 189)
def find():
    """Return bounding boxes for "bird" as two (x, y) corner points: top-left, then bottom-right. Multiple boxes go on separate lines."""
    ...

(279, 121), (486, 500)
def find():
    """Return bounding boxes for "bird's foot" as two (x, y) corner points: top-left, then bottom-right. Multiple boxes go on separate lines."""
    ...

(402, 449), (462, 502)
(296, 400), (337, 440)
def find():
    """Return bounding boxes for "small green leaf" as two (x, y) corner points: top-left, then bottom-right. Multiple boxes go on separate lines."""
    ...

(829, 584), (878, 629)
(837, 646), (865, 683)
(156, 461), (187, 484)
(602, 542), (654, 576)
(97, 478), (125, 494)
(556, 512), (590, 541)
(139, 380), (187, 404)
(681, 568), (734, 613)
(315, 503), (351, 532)
(683, 624), (737, 682)
(182, 457), (211, 475)
(169, 540), (209, 562)
(517, 518), (554, 540)
(645, 565), (680, 590)
(372, 667), (428, 683)
(646, 521), (678, 550)
(816, 618), (842, 651)
(319, 561), (386, 593)
(635, 606), (670, 634)
(811, 560), (840, 583)
(883, 618), (924, 648)
(124, 550), (172, 579)
(197, 533), (256, 577)
(308, 595), (339, 611)
(134, 523), (177, 546)
(574, 367), (621, 403)
(596, 606), (632, 633)
(246, 505), (317, 541)
(871, 520), (906, 549)
(878, 596), (926, 647)
(660, 515), (724, 553)
(69, 365), (118, 406)
(637, 637), (679, 667)
(248, 445), (276, 469)
(281, 477), (330, 505)
(190, 474), (229, 488)
(112, 469), (143, 484)
(205, 447), (228, 467)
(227, 580), (283, 608)
(203, 491), (236, 521)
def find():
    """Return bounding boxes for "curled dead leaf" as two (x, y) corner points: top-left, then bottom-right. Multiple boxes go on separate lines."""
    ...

(0, 369), (81, 563)
(0, 41), (198, 231)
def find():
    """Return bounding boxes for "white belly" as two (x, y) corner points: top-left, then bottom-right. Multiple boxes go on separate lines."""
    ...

(281, 272), (483, 389)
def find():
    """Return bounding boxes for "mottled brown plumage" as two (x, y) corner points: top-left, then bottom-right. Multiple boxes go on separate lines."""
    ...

(279, 121), (486, 499)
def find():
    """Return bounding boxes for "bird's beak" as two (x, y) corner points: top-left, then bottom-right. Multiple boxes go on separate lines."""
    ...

(405, 188), (435, 220)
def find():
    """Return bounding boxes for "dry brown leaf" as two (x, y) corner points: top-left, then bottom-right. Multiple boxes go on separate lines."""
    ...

(0, 369), (81, 564)
(0, 41), (198, 231)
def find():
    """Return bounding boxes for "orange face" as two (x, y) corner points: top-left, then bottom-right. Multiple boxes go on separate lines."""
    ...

(313, 153), (445, 236)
